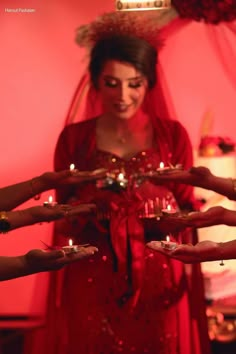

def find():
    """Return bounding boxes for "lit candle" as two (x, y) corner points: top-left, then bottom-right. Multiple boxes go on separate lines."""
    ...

(156, 162), (182, 174)
(157, 162), (171, 174)
(43, 195), (57, 207)
(162, 204), (178, 216)
(62, 238), (79, 254)
(69, 163), (78, 175)
(70, 163), (75, 171)
(117, 172), (124, 180)
(117, 173), (125, 186)
(161, 235), (177, 250)
(116, 171), (128, 188)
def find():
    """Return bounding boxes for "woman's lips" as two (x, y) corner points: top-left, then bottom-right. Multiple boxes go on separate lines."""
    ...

(113, 103), (132, 112)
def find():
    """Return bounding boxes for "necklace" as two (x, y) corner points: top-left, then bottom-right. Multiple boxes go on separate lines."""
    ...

(117, 135), (127, 144)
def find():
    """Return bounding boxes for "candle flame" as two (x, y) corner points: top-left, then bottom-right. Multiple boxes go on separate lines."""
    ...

(166, 235), (170, 242)
(160, 162), (164, 169)
(167, 204), (171, 211)
(48, 195), (53, 203)
(70, 163), (75, 171)
(117, 173), (124, 180)
(69, 239), (73, 246)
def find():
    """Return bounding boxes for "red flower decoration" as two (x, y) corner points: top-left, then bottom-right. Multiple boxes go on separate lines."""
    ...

(199, 135), (235, 156)
(173, 0), (236, 24)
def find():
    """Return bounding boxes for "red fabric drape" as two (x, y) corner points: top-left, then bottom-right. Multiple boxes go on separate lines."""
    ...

(204, 21), (236, 90)
(173, 0), (236, 24)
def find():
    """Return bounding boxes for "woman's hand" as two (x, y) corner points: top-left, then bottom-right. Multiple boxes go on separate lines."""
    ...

(31, 203), (96, 221)
(183, 206), (225, 228)
(156, 206), (225, 232)
(24, 246), (99, 272)
(7, 203), (96, 231)
(29, 203), (96, 222)
(146, 240), (219, 263)
(0, 247), (99, 281)
(139, 166), (214, 188)
(37, 168), (108, 191)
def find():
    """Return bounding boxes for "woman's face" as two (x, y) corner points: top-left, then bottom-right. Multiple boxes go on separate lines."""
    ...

(97, 60), (148, 120)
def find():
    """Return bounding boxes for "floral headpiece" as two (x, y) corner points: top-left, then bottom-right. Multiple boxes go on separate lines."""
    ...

(75, 11), (163, 50)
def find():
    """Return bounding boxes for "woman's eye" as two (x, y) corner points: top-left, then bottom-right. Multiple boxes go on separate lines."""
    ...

(104, 81), (117, 88)
(129, 82), (143, 88)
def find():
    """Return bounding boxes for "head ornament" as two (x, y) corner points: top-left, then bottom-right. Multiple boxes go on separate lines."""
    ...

(75, 11), (162, 50)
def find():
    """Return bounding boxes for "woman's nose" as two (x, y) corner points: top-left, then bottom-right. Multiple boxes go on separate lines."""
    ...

(118, 84), (130, 101)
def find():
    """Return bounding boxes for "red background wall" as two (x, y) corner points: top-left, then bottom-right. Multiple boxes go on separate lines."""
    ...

(0, 0), (236, 315)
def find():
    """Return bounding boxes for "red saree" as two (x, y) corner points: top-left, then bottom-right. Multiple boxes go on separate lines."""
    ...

(24, 117), (211, 354)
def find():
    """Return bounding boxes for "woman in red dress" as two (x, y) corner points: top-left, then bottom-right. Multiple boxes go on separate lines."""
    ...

(25, 14), (211, 354)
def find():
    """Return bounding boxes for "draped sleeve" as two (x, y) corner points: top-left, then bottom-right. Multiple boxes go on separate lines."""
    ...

(152, 117), (197, 211)
(53, 118), (97, 203)
(170, 120), (197, 210)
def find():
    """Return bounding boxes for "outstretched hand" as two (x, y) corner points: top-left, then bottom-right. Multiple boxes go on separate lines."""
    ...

(160, 206), (225, 231)
(25, 246), (98, 272)
(40, 168), (108, 189)
(25, 203), (97, 223)
(140, 166), (213, 188)
(146, 240), (219, 263)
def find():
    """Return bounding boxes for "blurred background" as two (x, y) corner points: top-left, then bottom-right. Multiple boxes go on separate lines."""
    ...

(1, 0), (236, 353)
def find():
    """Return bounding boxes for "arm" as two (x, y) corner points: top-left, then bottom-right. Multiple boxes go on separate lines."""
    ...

(0, 203), (96, 232)
(0, 177), (47, 211)
(147, 239), (236, 263)
(191, 168), (236, 200)
(0, 169), (106, 211)
(143, 166), (236, 201)
(187, 207), (236, 227)
(0, 170), (77, 211)
(158, 206), (236, 233)
(0, 247), (98, 281)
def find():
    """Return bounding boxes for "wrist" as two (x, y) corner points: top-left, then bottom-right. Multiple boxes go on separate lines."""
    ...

(6, 209), (36, 231)
(229, 178), (236, 200)
(31, 176), (48, 196)
(199, 173), (215, 190)
(0, 211), (11, 233)
(207, 242), (222, 262)
(19, 254), (36, 277)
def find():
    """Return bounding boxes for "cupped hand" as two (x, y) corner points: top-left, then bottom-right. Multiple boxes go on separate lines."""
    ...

(156, 206), (225, 232)
(40, 168), (108, 189)
(139, 166), (213, 187)
(25, 246), (99, 272)
(27, 203), (96, 223)
(146, 240), (219, 263)
(184, 206), (225, 228)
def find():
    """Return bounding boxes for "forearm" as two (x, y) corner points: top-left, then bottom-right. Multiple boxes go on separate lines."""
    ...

(0, 176), (47, 210)
(0, 255), (33, 281)
(200, 175), (235, 200)
(198, 240), (236, 262)
(220, 209), (236, 226)
(4, 210), (39, 231)
(217, 241), (236, 261)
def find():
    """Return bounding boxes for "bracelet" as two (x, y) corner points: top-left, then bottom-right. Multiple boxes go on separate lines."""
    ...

(0, 211), (11, 234)
(30, 178), (41, 201)
(219, 242), (225, 266)
(231, 178), (236, 193)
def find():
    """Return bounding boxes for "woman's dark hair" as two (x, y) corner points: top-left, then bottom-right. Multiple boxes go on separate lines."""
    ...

(89, 35), (157, 89)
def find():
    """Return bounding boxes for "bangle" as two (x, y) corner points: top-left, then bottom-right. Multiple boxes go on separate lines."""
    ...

(219, 242), (225, 266)
(30, 178), (41, 201)
(0, 212), (11, 234)
(231, 178), (236, 193)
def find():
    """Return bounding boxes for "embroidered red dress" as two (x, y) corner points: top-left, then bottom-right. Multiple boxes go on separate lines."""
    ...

(25, 117), (211, 354)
